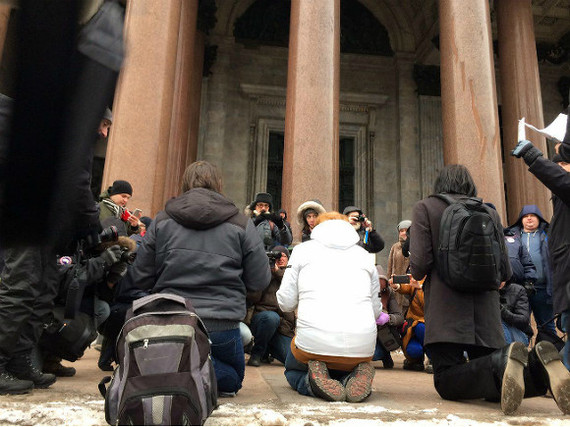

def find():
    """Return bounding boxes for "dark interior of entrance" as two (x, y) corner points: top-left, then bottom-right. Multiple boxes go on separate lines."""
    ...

(266, 132), (355, 212)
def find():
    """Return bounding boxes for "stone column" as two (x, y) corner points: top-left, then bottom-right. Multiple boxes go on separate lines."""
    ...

(282, 0), (340, 241)
(163, 0), (199, 201)
(187, 30), (205, 165)
(439, 0), (507, 222)
(496, 0), (552, 223)
(395, 52), (421, 220)
(0, 4), (11, 65)
(104, 0), (198, 216)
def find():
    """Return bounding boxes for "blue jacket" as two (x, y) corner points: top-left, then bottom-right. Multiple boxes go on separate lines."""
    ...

(504, 205), (552, 299)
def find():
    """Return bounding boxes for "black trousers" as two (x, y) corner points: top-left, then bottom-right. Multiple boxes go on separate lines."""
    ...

(428, 342), (547, 402)
(0, 246), (59, 367)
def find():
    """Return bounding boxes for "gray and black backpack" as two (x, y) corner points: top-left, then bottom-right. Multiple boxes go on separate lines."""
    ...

(99, 293), (217, 426)
(431, 193), (504, 293)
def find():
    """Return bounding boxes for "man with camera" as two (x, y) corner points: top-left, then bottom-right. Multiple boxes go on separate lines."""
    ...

(98, 179), (140, 236)
(246, 246), (295, 367)
(247, 192), (292, 250)
(343, 206), (385, 253)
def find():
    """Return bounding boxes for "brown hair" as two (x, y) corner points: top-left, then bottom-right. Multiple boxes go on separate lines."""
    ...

(315, 211), (348, 226)
(181, 160), (223, 193)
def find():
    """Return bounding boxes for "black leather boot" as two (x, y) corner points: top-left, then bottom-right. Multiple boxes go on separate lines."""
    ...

(490, 342), (528, 415)
(7, 353), (56, 389)
(0, 370), (34, 395)
(532, 341), (570, 414)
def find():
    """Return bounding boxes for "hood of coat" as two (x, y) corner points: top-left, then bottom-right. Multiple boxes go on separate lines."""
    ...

(296, 200), (326, 226)
(310, 219), (360, 250)
(165, 188), (239, 230)
(508, 204), (549, 231)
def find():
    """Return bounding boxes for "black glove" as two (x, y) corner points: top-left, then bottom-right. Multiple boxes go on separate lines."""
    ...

(107, 261), (128, 285)
(252, 214), (265, 226)
(522, 281), (536, 297)
(270, 213), (284, 228)
(99, 245), (122, 270)
(511, 140), (543, 165)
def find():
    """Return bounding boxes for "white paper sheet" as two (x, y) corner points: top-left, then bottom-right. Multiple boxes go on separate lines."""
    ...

(520, 113), (567, 143)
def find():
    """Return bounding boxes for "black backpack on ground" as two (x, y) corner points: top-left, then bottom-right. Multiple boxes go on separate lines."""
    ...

(39, 306), (97, 362)
(99, 293), (218, 426)
(431, 193), (504, 293)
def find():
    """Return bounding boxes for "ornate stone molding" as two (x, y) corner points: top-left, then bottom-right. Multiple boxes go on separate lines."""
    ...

(240, 83), (388, 112)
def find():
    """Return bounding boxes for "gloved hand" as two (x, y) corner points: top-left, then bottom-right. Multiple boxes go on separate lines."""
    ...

(270, 213), (284, 228)
(99, 245), (122, 270)
(107, 261), (128, 285)
(511, 140), (543, 165)
(522, 280), (536, 297)
(252, 214), (265, 226)
(376, 312), (390, 326)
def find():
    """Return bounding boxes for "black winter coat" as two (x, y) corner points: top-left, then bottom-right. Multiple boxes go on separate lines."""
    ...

(131, 188), (271, 331)
(527, 156), (570, 313)
(409, 195), (511, 349)
(499, 283), (533, 337)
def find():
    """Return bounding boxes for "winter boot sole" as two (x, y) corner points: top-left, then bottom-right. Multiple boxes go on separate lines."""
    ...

(33, 375), (57, 389)
(501, 342), (528, 415)
(535, 341), (570, 414)
(307, 360), (346, 402)
(345, 362), (375, 403)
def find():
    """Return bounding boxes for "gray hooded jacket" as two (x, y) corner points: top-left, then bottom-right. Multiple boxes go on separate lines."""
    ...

(131, 188), (271, 331)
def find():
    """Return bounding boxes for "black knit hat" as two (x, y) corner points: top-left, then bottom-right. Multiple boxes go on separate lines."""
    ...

(140, 216), (152, 228)
(250, 192), (273, 210)
(109, 180), (133, 196)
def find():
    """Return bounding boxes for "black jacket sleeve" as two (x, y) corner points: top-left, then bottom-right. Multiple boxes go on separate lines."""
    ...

(363, 229), (385, 253)
(519, 244), (538, 283)
(528, 156), (570, 206)
(501, 285), (531, 332)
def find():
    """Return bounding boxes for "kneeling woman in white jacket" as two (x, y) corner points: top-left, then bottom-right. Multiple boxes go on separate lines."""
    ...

(277, 211), (382, 402)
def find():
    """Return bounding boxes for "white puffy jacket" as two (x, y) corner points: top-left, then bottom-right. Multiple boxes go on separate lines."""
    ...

(277, 219), (382, 358)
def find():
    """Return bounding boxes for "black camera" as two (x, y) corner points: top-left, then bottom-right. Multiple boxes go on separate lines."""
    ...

(357, 214), (366, 222)
(266, 250), (282, 261)
(82, 225), (119, 250)
(100, 226), (119, 243)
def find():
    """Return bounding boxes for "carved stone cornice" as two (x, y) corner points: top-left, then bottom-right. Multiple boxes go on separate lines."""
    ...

(240, 83), (388, 113)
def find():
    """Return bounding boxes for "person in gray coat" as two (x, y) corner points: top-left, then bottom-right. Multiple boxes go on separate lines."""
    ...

(410, 164), (570, 415)
(131, 161), (271, 395)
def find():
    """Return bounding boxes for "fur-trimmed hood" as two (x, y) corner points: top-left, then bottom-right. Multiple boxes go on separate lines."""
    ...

(98, 235), (137, 253)
(296, 200), (326, 226)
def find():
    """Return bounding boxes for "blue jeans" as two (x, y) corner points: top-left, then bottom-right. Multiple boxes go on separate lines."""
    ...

(250, 311), (292, 364)
(529, 288), (556, 334)
(373, 341), (388, 361)
(501, 322), (530, 346)
(284, 351), (353, 397)
(209, 328), (244, 394)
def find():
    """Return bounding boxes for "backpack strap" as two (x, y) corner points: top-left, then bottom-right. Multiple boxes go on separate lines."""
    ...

(131, 293), (192, 314)
(429, 193), (456, 206)
(430, 193), (484, 207)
